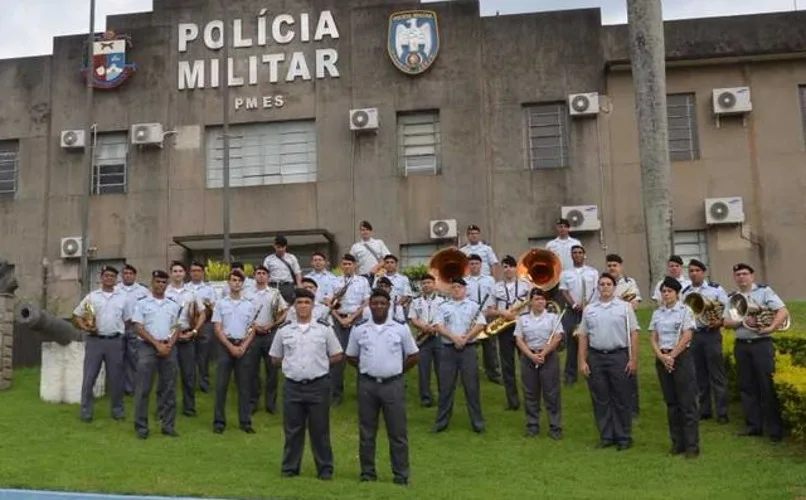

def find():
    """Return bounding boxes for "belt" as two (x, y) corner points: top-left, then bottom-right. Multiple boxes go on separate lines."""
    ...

(589, 347), (627, 355)
(226, 338), (246, 345)
(336, 312), (353, 318)
(287, 374), (329, 385)
(270, 281), (292, 286)
(735, 336), (772, 344)
(360, 373), (403, 384)
(97, 333), (123, 340)
(660, 348), (674, 354)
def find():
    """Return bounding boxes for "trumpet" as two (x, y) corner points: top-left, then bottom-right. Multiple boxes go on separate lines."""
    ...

(727, 293), (791, 332)
(683, 292), (724, 327)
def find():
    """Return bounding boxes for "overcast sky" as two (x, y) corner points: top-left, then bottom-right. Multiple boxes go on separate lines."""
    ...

(0, 0), (801, 59)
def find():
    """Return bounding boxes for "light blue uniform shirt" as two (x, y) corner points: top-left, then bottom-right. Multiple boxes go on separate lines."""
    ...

(270, 320), (342, 381)
(681, 281), (729, 330)
(346, 319), (419, 378)
(362, 305), (406, 324)
(466, 275), (495, 307)
(559, 265), (599, 305)
(649, 302), (696, 350)
(385, 272), (413, 299)
(434, 298), (487, 345)
(245, 286), (288, 328)
(514, 310), (564, 350)
(408, 294), (446, 325)
(326, 275), (372, 314)
(132, 296), (183, 341)
(73, 289), (132, 337)
(212, 296), (257, 340)
(287, 303), (333, 326)
(492, 278), (532, 310)
(459, 243), (499, 276)
(305, 270), (336, 303)
(724, 284), (786, 340)
(578, 298), (640, 351)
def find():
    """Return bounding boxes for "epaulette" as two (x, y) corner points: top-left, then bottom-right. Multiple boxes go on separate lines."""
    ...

(708, 281), (720, 288)
(519, 310), (530, 317)
(138, 282), (148, 288)
(352, 318), (368, 327)
(276, 320), (291, 329)
(681, 285), (692, 294)
(757, 284), (769, 288)
(316, 317), (332, 327)
(137, 295), (149, 301)
(165, 296), (177, 304)
(394, 318), (407, 325)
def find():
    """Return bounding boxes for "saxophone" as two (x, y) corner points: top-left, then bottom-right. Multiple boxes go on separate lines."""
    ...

(486, 297), (530, 336)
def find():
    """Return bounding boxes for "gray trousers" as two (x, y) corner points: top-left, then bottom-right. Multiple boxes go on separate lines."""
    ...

(691, 327), (728, 419)
(562, 310), (582, 383)
(123, 325), (139, 395)
(195, 322), (214, 391)
(521, 351), (561, 433)
(586, 348), (633, 445)
(656, 349), (699, 451)
(282, 376), (334, 477)
(134, 342), (178, 434)
(735, 339), (783, 438)
(498, 326), (520, 408)
(248, 332), (280, 412)
(479, 336), (501, 380)
(330, 318), (353, 400)
(213, 341), (252, 429)
(435, 343), (485, 430)
(357, 375), (409, 481)
(176, 339), (197, 414)
(417, 336), (442, 405)
(81, 334), (125, 420)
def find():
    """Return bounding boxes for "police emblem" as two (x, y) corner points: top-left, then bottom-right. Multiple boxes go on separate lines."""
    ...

(82, 31), (137, 89)
(388, 10), (440, 76)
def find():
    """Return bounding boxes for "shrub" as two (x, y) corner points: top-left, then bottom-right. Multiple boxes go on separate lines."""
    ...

(205, 260), (254, 282)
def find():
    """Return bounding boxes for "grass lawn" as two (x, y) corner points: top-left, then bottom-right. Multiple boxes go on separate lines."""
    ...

(1, 307), (805, 500)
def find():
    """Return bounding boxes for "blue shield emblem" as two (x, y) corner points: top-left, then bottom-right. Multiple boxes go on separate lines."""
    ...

(82, 32), (137, 89)
(388, 10), (440, 75)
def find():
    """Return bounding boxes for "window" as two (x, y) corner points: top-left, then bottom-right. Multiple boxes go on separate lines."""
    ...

(206, 121), (317, 188)
(397, 112), (441, 175)
(93, 133), (128, 195)
(0, 140), (19, 196)
(400, 243), (440, 268)
(667, 93), (699, 162)
(674, 230), (708, 269)
(87, 259), (126, 287)
(526, 103), (569, 169)
(799, 85), (806, 146)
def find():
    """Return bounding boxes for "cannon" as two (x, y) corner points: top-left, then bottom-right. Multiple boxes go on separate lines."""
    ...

(15, 302), (87, 346)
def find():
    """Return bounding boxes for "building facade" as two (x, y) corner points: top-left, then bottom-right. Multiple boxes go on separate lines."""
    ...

(1, 0), (806, 311)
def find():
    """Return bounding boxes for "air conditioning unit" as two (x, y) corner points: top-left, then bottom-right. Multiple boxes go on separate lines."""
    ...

(568, 92), (600, 117)
(712, 87), (752, 115)
(429, 219), (457, 239)
(349, 108), (379, 131)
(60, 130), (86, 150)
(131, 123), (164, 147)
(705, 197), (745, 225)
(60, 237), (84, 259)
(561, 205), (601, 232)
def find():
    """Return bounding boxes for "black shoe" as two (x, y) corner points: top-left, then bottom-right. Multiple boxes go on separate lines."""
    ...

(124, 391), (134, 397)
(737, 429), (762, 437)
(524, 428), (539, 438)
(472, 425), (486, 434)
(549, 431), (563, 441)
(700, 414), (713, 421)
(685, 448), (700, 459)
(80, 416), (93, 423)
(161, 429), (180, 438)
(359, 475), (377, 482)
(266, 406), (276, 415)
(332, 396), (343, 407)
(318, 473), (333, 481)
(112, 414), (125, 421)
(617, 441), (633, 451)
(488, 377), (503, 385)
(669, 447), (683, 456)
(136, 431), (149, 440)
(770, 435), (783, 443)
(199, 384), (210, 393)
(420, 400), (433, 408)
(182, 410), (197, 417)
(717, 416), (729, 425)
(213, 426), (225, 434)
(505, 404), (520, 411)
(430, 425), (446, 434)
(281, 471), (299, 478)
(595, 441), (615, 449)
(393, 477), (409, 486)
(241, 426), (256, 434)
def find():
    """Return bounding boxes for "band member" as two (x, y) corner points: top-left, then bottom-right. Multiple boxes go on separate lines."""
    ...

(246, 265), (288, 414)
(230, 262), (257, 292)
(650, 277), (699, 457)
(487, 255), (532, 411)
(116, 264), (150, 396)
(514, 289), (565, 439)
(131, 270), (183, 439)
(270, 288), (343, 480)
(324, 253), (371, 406)
(350, 220), (391, 284)
(459, 224), (500, 279)
(187, 261), (217, 395)
(305, 252), (336, 303)
(263, 235), (303, 304)
(408, 274), (445, 407)
(347, 289), (419, 486)
(466, 254), (502, 384)
(545, 218), (582, 272)
(381, 254), (413, 307)
(365, 277), (406, 323)
(287, 278), (332, 324)
(723, 263), (787, 442)
(682, 259), (730, 423)
(652, 255), (691, 303)
(559, 245), (599, 386)
(73, 265), (131, 422)
(578, 273), (639, 450)
(212, 270), (258, 434)
(432, 278), (487, 433)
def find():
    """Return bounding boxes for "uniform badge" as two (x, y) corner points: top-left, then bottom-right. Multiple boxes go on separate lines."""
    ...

(388, 10), (440, 76)
(82, 31), (137, 89)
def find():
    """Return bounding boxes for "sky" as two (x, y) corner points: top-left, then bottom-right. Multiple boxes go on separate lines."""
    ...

(0, 0), (802, 59)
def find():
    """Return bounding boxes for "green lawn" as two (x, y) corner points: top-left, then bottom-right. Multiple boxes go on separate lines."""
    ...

(1, 307), (805, 500)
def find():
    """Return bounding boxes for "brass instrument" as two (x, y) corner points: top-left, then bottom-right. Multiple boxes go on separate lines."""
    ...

(683, 292), (724, 326)
(428, 247), (470, 294)
(727, 293), (791, 332)
(202, 299), (214, 322)
(485, 248), (562, 337)
(187, 297), (200, 326)
(330, 277), (353, 311)
(78, 300), (97, 332)
(619, 280), (640, 302)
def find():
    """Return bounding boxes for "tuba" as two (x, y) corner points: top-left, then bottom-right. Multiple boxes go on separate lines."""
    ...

(684, 292), (725, 326)
(428, 247), (470, 294)
(727, 293), (791, 332)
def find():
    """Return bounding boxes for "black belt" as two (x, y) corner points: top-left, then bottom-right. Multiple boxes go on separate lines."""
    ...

(226, 338), (246, 345)
(360, 373), (403, 384)
(336, 313), (353, 318)
(269, 281), (292, 286)
(589, 347), (627, 355)
(736, 337), (772, 344)
(660, 348), (674, 354)
(98, 333), (122, 340)
(287, 374), (329, 385)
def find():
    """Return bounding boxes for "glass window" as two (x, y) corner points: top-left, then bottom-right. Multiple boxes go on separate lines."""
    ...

(93, 133), (128, 195)
(667, 93), (700, 162)
(0, 140), (19, 196)
(400, 243), (440, 268)
(398, 112), (441, 175)
(674, 230), (708, 269)
(526, 103), (570, 169)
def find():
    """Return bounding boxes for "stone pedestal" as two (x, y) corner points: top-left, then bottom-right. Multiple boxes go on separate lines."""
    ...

(0, 295), (14, 390)
(40, 342), (105, 404)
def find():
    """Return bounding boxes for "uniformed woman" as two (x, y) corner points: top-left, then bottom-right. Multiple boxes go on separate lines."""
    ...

(650, 276), (700, 458)
(514, 288), (565, 439)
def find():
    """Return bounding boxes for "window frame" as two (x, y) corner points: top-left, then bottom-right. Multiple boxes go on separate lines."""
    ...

(673, 230), (708, 270)
(397, 111), (441, 176)
(667, 93), (700, 162)
(799, 85), (806, 147)
(525, 102), (570, 170)
(92, 132), (129, 195)
(399, 243), (443, 269)
(0, 140), (20, 197)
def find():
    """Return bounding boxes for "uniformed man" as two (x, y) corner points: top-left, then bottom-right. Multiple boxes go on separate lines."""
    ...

(559, 245), (599, 386)
(486, 255), (532, 411)
(263, 235), (303, 304)
(245, 265), (288, 414)
(682, 259), (730, 424)
(350, 220), (391, 283)
(230, 261), (257, 292)
(363, 277), (406, 323)
(131, 270), (184, 439)
(432, 278), (487, 433)
(650, 276), (699, 457)
(514, 288), (565, 438)
(305, 252), (336, 303)
(577, 273), (639, 450)
(270, 288), (343, 480)
(723, 263), (788, 442)
(72, 265), (131, 422)
(466, 254), (502, 384)
(212, 270), (258, 434)
(545, 218), (582, 273)
(408, 274), (445, 407)
(347, 289), (419, 486)
(652, 255), (692, 303)
(459, 224), (500, 280)
(324, 254), (371, 406)
(187, 261), (218, 395)
(116, 264), (150, 396)
(381, 254), (413, 307)
(287, 278), (332, 324)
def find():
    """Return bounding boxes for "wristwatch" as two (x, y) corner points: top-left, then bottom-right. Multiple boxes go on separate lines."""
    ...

(191, 329), (198, 335)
